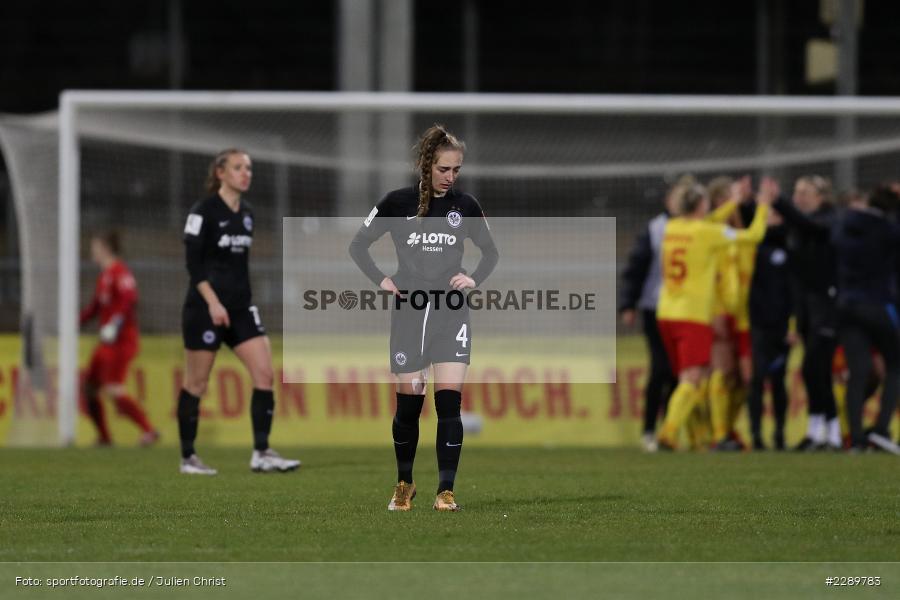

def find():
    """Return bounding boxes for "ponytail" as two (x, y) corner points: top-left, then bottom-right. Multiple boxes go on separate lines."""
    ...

(413, 125), (465, 217)
(205, 148), (247, 195)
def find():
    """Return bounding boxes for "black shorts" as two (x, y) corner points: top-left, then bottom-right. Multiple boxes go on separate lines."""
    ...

(389, 294), (471, 373)
(182, 303), (266, 351)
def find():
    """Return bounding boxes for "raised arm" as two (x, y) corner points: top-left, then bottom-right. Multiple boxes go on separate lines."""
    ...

(772, 183), (830, 241)
(733, 203), (769, 244)
(707, 199), (738, 223)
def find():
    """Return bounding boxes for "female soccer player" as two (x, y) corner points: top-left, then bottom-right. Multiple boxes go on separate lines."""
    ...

(655, 179), (775, 450)
(80, 232), (158, 446)
(707, 175), (759, 451)
(177, 148), (300, 475)
(831, 185), (900, 453)
(618, 177), (692, 452)
(349, 125), (498, 511)
(772, 176), (841, 450)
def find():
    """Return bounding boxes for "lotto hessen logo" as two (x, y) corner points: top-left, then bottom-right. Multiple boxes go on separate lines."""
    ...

(406, 231), (457, 250)
(218, 234), (253, 251)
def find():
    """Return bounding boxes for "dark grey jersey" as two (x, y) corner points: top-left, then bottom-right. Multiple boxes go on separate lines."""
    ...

(349, 185), (499, 290)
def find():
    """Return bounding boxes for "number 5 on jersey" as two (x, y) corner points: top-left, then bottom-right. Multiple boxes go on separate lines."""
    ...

(665, 247), (687, 286)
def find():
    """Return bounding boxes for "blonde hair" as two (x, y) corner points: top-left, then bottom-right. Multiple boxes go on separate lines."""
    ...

(664, 174), (694, 209)
(675, 184), (708, 216)
(706, 176), (734, 207)
(797, 175), (833, 204)
(205, 148), (248, 195)
(413, 125), (465, 217)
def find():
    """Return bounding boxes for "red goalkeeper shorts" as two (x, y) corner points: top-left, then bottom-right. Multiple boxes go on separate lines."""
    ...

(658, 319), (713, 374)
(85, 343), (137, 386)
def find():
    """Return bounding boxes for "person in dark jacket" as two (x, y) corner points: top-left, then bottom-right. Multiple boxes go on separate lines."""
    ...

(619, 177), (692, 451)
(747, 209), (792, 450)
(831, 186), (900, 453)
(772, 176), (842, 450)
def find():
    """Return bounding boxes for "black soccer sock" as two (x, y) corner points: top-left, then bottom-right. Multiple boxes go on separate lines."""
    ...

(251, 388), (275, 451)
(177, 389), (201, 459)
(393, 393), (425, 483)
(435, 389), (463, 493)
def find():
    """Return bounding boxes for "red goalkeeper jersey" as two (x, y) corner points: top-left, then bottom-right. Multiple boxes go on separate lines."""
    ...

(80, 260), (139, 347)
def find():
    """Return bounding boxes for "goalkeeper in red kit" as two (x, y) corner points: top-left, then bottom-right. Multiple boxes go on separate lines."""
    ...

(80, 232), (159, 446)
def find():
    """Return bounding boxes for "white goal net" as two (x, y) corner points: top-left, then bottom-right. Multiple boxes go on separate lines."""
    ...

(3, 92), (900, 445)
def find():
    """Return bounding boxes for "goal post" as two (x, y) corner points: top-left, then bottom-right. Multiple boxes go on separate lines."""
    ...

(58, 93), (79, 446)
(10, 90), (900, 446)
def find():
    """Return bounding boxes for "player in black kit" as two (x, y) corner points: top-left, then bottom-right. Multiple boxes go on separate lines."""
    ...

(350, 125), (498, 511)
(177, 148), (300, 475)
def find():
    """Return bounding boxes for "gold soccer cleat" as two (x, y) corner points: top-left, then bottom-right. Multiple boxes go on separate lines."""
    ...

(433, 490), (460, 512)
(388, 481), (416, 511)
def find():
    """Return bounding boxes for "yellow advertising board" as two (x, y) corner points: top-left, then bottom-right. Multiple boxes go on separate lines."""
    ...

(0, 334), (892, 447)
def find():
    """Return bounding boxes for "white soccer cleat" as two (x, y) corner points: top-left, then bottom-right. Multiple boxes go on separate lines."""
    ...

(867, 432), (900, 456)
(180, 454), (218, 475)
(641, 432), (658, 453)
(250, 448), (301, 473)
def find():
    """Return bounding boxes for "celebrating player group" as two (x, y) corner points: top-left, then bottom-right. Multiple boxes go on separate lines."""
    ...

(620, 174), (900, 455)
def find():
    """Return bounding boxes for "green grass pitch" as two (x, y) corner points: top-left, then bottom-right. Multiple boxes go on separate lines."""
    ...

(2, 447), (899, 598)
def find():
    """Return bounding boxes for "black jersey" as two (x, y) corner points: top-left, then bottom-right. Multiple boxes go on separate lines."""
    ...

(183, 194), (255, 310)
(349, 185), (499, 290)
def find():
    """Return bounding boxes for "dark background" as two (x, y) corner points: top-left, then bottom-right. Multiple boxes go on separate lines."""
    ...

(2, 0), (900, 114)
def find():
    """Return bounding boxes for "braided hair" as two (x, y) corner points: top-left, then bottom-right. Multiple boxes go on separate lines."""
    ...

(413, 125), (465, 217)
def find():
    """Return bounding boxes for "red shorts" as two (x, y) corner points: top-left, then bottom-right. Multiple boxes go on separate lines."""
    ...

(85, 343), (137, 386)
(658, 319), (714, 374)
(735, 329), (751, 359)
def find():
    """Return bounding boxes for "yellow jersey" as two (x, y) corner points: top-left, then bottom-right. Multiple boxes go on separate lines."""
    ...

(714, 244), (740, 317)
(658, 204), (768, 325)
(713, 238), (759, 330)
(732, 241), (757, 331)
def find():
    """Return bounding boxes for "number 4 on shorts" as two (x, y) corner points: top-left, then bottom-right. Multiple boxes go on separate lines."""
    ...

(456, 324), (468, 348)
